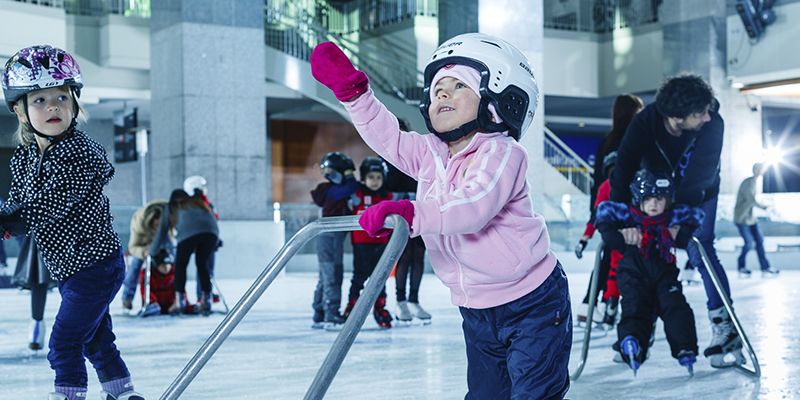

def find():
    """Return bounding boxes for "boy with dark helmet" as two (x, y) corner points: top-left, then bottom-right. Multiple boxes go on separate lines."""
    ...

(596, 169), (705, 376)
(344, 157), (394, 328)
(310, 152), (358, 329)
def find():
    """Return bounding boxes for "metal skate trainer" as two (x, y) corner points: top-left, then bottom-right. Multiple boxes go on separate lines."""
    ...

(570, 238), (761, 381)
(690, 237), (760, 378)
(159, 215), (409, 400)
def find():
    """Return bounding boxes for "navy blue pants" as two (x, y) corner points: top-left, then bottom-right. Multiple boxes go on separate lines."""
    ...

(736, 223), (771, 271)
(685, 197), (731, 310)
(459, 262), (572, 400)
(48, 249), (130, 387)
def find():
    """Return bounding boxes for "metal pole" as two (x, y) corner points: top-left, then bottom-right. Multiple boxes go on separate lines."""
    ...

(160, 215), (407, 400)
(689, 238), (761, 378)
(304, 216), (408, 400)
(135, 128), (148, 206)
(570, 240), (603, 382)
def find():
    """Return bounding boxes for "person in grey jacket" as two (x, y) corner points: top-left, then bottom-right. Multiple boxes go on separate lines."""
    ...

(151, 189), (219, 316)
(733, 162), (778, 276)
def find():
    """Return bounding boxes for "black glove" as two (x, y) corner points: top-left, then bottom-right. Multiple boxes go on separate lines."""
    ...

(574, 240), (588, 259)
(0, 203), (26, 238)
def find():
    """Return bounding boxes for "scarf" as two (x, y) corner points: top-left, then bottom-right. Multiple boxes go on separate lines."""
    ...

(630, 207), (675, 264)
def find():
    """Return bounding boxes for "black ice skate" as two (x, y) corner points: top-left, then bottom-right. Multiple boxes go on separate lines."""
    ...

(343, 298), (357, 319)
(704, 306), (745, 368)
(601, 297), (618, 332)
(762, 268), (780, 278)
(324, 310), (347, 331)
(373, 297), (393, 328)
(738, 267), (752, 278)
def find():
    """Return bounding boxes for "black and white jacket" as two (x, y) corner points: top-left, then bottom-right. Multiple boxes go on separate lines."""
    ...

(2, 128), (121, 281)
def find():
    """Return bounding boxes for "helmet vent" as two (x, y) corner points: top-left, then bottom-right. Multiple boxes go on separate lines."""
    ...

(447, 50), (454, 55)
(18, 58), (32, 69)
(57, 53), (64, 63)
(37, 57), (49, 70)
(480, 40), (502, 49)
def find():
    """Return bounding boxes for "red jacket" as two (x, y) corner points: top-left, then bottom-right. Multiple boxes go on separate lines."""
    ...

(139, 267), (176, 313)
(583, 179), (611, 237)
(351, 185), (392, 244)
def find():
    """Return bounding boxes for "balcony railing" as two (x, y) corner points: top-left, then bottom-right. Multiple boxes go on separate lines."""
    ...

(544, 0), (662, 33)
(544, 126), (593, 194)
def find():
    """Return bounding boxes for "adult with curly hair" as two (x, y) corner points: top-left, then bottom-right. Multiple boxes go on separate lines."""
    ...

(609, 73), (741, 369)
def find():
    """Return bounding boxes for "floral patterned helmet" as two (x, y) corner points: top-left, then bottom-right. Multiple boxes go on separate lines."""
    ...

(2, 45), (83, 112)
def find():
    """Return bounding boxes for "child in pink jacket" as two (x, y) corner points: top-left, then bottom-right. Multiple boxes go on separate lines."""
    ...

(312, 33), (572, 399)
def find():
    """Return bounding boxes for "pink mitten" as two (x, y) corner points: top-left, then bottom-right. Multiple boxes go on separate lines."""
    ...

(359, 200), (414, 237)
(311, 42), (369, 101)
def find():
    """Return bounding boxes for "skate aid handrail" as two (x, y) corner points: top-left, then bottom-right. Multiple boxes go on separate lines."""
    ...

(138, 255), (152, 317)
(689, 237), (761, 378)
(159, 215), (409, 400)
(570, 241), (604, 382)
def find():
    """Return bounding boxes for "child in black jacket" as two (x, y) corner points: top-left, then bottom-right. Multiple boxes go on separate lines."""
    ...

(596, 170), (704, 376)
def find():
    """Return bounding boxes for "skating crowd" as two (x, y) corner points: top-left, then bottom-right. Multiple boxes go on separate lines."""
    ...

(0, 28), (774, 400)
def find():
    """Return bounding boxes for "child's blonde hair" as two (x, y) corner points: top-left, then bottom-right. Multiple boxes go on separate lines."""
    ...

(13, 86), (88, 146)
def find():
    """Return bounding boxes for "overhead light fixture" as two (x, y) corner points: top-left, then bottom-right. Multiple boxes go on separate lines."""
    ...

(739, 78), (800, 97)
(736, 0), (778, 40)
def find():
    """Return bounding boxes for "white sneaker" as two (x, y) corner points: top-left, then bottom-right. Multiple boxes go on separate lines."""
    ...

(29, 319), (46, 350)
(396, 301), (413, 321)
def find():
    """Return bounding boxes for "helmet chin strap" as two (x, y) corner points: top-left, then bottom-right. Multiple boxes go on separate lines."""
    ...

(432, 101), (510, 142)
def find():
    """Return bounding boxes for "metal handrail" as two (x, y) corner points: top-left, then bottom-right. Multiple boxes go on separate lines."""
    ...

(570, 241), (604, 381)
(689, 237), (760, 378)
(160, 215), (409, 399)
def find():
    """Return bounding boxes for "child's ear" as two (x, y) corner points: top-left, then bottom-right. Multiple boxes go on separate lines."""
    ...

(12, 102), (27, 122)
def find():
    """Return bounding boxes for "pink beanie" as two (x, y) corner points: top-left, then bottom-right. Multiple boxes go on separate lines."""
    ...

(430, 64), (502, 124)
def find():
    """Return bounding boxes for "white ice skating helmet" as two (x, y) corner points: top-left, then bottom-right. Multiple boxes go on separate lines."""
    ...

(183, 175), (207, 196)
(420, 33), (539, 141)
(2, 45), (83, 113)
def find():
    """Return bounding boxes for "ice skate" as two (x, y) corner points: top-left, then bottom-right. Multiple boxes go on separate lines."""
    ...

(169, 293), (187, 316)
(373, 297), (393, 328)
(678, 265), (701, 286)
(193, 292), (212, 316)
(762, 268), (780, 278)
(409, 302), (431, 324)
(29, 319), (45, 350)
(140, 302), (161, 317)
(396, 301), (413, 323)
(343, 298), (357, 319)
(677, 350), (696, 376)
(323, 310), (347, 331)
(311, 309), (325, 329)
(100, 390), (146, 400)
(704, 306), (745, 368)
(601, 297), (618, 332)
(738, 267), (752, 278)
(620, 335), (642, 377)
(46, 393), (68, 400)
(576, 301), (604, 328)
(122, 298), (133, 315)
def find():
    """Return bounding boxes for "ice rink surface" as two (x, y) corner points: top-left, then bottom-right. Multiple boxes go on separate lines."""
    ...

(1, 249), (797, 399)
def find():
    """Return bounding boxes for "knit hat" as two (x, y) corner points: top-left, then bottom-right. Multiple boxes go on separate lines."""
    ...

(430, 64), (502, 124)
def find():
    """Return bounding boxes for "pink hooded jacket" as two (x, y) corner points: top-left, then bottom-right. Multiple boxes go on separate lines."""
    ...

(344, 89), (557, 309)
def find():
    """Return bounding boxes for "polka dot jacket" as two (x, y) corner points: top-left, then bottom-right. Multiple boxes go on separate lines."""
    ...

(1, 128), (121, 281)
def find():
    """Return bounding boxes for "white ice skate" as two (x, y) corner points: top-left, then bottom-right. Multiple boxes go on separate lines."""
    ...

(737, 268), (752, 278)
(704, 306), (746, 368)
(409, 302), (431, 324)
(46, 393), (69, 400)
(29, 319), (45, 350)
(575, 302), (604, 328)
(101, 389), (146, 400)
(396, 301), (413, 323)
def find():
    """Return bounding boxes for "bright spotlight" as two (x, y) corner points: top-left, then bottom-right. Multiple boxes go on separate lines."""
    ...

(764, 146), (785, 165)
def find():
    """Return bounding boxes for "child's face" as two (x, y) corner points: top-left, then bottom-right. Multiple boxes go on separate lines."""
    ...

(641, 196), (667, 217)
(156, 263), (172, 275)
(15, 87), (75, 136)
(428, 76), (480, 133)
(364, 171), (384, 191)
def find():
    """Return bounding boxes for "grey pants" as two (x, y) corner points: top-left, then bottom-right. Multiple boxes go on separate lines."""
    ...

(312, 231), (345, 314)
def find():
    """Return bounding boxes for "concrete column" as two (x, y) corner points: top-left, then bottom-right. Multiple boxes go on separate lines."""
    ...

(478, 0), (546, 213)
(660, 0), (761, 194)
(150, 0), (268, 219)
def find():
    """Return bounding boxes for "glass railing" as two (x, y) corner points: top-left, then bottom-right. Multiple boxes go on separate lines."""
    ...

(544, 126), (594, 194)
(4, 0), (150, 18)
(544, 0), (661, 33)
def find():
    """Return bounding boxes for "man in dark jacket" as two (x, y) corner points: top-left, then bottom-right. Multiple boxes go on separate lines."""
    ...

(609, 74), (743, 369)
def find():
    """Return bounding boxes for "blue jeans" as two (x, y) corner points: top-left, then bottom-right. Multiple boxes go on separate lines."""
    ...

(48, 249), (130, 387)
(121, 256), (144, 302)
(686, 197), (731, 310)
(459, 262), (572, 400)
(736, 223), (771, 271)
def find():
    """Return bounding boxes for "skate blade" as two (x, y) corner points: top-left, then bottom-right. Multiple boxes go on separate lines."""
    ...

(323, 323), (344, 331)
(709, 351), (746, 368)
(417, 317), (432, 325)
(738, 272), (752, 279)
